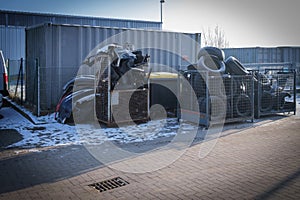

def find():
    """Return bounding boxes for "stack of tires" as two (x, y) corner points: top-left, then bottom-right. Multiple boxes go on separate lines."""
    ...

(182, 46), (294, 126)
(253, 71), (293, 117)
(223, 56), (253, 119)
(184, 46), (253, 123)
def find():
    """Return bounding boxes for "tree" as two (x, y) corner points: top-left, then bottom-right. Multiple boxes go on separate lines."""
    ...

(202, 25), (229, 48)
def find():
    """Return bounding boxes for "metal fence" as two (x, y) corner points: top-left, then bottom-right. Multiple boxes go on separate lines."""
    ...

(95, 54), (149, 126)
(25, 58), (79, 115)
(254, 69), (296, 118)
(178, 66), (296, 127)
(179, 71), (254, 127)
(6, 58), (26, 103)
(223, 74), (254, 122)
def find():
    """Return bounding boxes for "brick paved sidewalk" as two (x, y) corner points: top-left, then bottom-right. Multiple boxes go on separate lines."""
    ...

(1, 115), (300, 200)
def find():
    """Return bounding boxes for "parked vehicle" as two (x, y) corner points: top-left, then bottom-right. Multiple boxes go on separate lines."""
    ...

(54, 75), (95, 123)
(0, 50), (9, 109)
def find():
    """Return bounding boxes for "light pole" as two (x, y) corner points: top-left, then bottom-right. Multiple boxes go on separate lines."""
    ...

(160, 0), (165, 24)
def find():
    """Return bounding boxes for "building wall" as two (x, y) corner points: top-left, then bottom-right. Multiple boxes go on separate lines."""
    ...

(0, 26), (25, 60)
(223, 47), (300, 66)
(223, 47), (300, 86)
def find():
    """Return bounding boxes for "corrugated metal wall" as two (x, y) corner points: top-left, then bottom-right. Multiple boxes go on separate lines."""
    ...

(223, 47), (300, 65)
(0, 10), (161, 30)
(0, 26), (25, 60)
(0, 10), (162, 61)
(223, 47), (300, 86)
(280, 47), (300, 65)
(26, 24), (201, 112)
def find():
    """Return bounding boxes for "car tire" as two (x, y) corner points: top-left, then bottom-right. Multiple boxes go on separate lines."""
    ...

(274, 92), (291, 110)
(198, 47), (225, 61)
(223, 75), (241, 96)
(260, 91), (273, 112)
(225, 56), (249, 75)
(192, 72), (207, 98)
(198, 95), (226, 120)
(197, 55), (226, 73)
(234, 94), (252, 117)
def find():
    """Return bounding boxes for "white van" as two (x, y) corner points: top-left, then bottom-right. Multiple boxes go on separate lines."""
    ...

(0, 50), (8, 109)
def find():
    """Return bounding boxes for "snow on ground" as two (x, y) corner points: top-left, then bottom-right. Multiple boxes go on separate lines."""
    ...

(1, 95), (299, 149)
(0, 106), (198, 149)
(0, 108), (78, 148)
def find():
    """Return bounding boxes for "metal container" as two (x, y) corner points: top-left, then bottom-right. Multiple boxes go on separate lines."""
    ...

(26, 23), (201, 113)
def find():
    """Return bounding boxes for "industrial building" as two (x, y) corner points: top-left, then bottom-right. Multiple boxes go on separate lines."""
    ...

(223, 47), (300, 86)
(223, 47), (300, 72)
(0, 10), (162, 60)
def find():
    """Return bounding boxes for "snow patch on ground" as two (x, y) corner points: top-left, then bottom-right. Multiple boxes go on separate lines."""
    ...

(0, 107), (197, 148)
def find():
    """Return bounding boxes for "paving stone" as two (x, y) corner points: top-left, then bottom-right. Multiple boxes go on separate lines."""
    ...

(0, 115), (300, 199)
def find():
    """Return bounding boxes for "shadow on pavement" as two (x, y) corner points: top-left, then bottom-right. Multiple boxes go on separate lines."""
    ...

(0, 145), (102, 194)
(255, 168), (300, 200)
(0, 129), (23, 150)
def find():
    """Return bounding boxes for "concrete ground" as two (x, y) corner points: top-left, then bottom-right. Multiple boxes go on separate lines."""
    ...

(0, 107), (299, 199)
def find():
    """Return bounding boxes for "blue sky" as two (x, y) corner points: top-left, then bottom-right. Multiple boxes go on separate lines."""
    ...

(1, 0), (300, 47)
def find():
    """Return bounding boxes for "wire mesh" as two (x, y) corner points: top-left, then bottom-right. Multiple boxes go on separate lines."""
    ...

(224, 74), (254, 122)
(7, 59), (26, 102)
(95, 55), (149, 126)
(256, 69), (296, 117)
(179, 70), (254, 127)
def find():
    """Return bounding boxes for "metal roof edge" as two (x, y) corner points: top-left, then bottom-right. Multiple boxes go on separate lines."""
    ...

(25, 22), (201, 35)
(0, 9), (161, 25)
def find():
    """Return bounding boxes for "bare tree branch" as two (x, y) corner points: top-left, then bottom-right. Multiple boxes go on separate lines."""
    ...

(202, 25), (229, 48)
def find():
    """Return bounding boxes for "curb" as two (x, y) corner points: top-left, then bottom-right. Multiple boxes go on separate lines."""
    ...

(3, 97), (37, 125)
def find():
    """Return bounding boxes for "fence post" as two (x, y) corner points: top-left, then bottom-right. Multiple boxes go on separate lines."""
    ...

(14, 58), (23, 104)
(293, 70), (296, 115)
(251, 73), (255, 122)
(257, 73), (261, 118)
(20, 58), (23, 105)
(36, 58), (40, 117)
